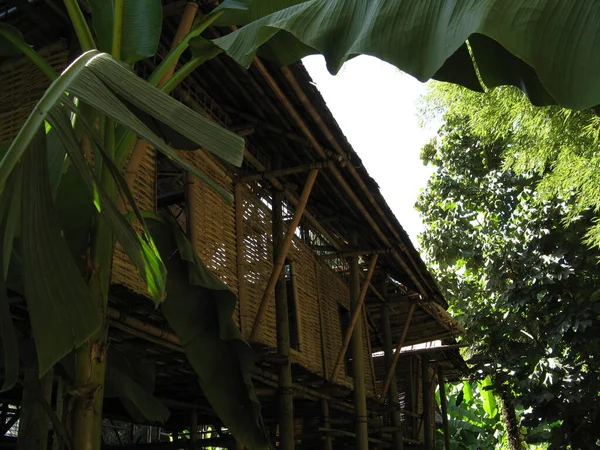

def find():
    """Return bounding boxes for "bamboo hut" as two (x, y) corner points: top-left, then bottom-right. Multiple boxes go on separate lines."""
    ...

(0, 1), (467, 449)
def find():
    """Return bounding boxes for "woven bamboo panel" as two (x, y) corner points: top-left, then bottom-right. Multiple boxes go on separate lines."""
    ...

(315, 260), (376, 394)
(111, 146), (157, 298)
(287, 238), (324, 377)
(0, 44), (68, 143)
(240, 185), (276, 346)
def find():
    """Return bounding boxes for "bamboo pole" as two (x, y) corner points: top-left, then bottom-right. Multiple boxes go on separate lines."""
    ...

(249, 169), (319, 341)
(278, 66), (432, 298)
(381, 303), (416, 398)
(422, 359), (432, 450)
(438, 367), (451, 450)
(330, 255), (378, 382)
(234, 183), (246, 330)
(349, 232), (369, 450)
(239, 161), (332, 182)
(190, 410), (198, 444)
(320, 399), (333, 450)
(273, 170), (295, 450)
(252, 59), (430, 298)
(381, 304), (404, 450)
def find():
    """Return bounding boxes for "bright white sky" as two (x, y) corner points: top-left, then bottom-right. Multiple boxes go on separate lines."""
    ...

(302, 55), (436, 246)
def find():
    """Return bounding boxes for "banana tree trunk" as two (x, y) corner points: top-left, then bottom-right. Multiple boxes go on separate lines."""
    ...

(69, 123), (116, 450)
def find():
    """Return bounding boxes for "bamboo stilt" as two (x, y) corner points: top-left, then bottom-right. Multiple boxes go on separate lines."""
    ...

(382, 304), (404, 450)
(234, 183), (246, 329)
(349, 232), (369, 450)
(273, 175), (295, 450)
(438, 367), (451, 450)
(17, 368), (53, 450)
(422, 358), (432, 450)
(249, 169), (319, 341)
(320, 399), (333, 450)
(191, 410), (198, 443)
(330, 255), (378, 382)
(381, 303), (416, 398)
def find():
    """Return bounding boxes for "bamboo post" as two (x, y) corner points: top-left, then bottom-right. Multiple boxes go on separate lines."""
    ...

(273, 170), (295, 450)
(422, 358), (432, 450)
(191, 410), (198, 444)
(381, 303), (416, 398)
(381, 303), (404, 450)
(249, 169), (319, 341)
(234, 183), (246, 330)
(329, 255), (378, 382)
(18, 367), (53, 450)
(438, 367), (451, 450)
(185, 172), (198, 245)
(320, 399), (333, 450)
(349, 232), (369, 450)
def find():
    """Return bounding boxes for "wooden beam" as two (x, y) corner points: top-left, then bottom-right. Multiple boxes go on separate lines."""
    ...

(422, 359), (433, 450)
(381, 303), (404, 450)
(438, 367), (451, 450)
(381, 303), (416, 398)
(349, 232), (369, 450)
(330, 255), (378, 382)
(234, 183), (246, 331)
(318, 247), (393, 259)
(239, 161), (332, 182)
(273, 168), (295, 450)
(249, 169), (319, 341)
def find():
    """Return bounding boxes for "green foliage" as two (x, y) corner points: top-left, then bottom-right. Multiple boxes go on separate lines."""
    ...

(418, 84), (600, 448)
(210, 0), (600, 108)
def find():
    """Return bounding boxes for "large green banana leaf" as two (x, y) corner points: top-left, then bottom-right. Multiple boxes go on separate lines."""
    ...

(207, 0), (600, 109)
(148, 214), (271, 450)
(87, 0), (162, 64)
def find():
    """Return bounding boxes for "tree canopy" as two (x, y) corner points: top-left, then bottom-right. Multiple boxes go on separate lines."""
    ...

(417, 84), (600, 449)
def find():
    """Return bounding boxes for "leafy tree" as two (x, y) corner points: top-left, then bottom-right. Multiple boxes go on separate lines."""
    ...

(417, 93), (600, 449)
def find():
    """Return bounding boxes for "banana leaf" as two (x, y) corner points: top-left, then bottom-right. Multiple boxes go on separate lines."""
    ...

(479, 376), (498, 419)
(88, 0), (162, 64)
(105, 347), (170, 423)
(21, 130), (102, 377)
(210, 0), (600, 109)
(148, 214), (271, 450)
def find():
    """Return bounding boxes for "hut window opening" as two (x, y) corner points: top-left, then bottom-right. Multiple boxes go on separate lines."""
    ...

(284, 260), (301, 351)
(338, 305), (354, 377)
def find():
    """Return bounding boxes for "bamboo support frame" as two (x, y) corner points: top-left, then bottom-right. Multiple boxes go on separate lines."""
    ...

(438, 367), (451, 450)
(381, 303), (417, 398)
(249, 169), (319, 341)
(273, 171), (296, 450)
(275, 65), (431, 299)
(239, 161), (333, 182)
(234, 183), (246, 329)
(330, 255), (378, 382)
(349, 232), (369, 450)
(422, 358), (433, 450)
(382, 303), (404, 450)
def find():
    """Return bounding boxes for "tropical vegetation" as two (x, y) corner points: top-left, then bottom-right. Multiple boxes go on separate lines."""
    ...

(1, 0), (600, 449)
(418, 83), (600, 449)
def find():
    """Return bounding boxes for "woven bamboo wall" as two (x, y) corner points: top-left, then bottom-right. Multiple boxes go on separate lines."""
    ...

(316, 260), (376, 395)
(0, 44), (68, 143)
(2, 44), (376, 393)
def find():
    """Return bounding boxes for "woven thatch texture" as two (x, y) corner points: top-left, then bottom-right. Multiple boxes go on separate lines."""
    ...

(316, 260), (376, 394)
(0, 45), (68, 143)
